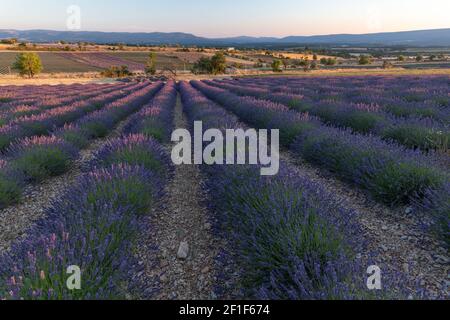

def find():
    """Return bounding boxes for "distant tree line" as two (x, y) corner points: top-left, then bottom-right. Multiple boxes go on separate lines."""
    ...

(101, 65), (132, 78)
(1, 38), (18, 45)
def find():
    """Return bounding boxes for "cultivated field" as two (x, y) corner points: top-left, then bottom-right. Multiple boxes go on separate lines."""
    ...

(0, 52), (100, 73)
(0, 75), (448, 300)
(0, 51), (188, 74)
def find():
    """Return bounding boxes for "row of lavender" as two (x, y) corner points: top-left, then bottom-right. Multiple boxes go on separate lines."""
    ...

(0, 83), (130, 126)
(0, 82), (147, 151)
(0, 84), (109, 104)
(0, 82), (177, 299)
(208, 78), (449, 153)
(180, 81), (410, 299)
(0, 82), (162, 210)
(191, 80), (449, 244)
(0, 83), (121, 108)
(229, 76), (449, 121)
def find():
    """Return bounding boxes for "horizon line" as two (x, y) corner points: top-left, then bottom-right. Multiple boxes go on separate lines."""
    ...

(1, 27), (449, 40)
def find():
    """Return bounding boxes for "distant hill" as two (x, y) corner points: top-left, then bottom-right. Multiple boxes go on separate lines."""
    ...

(1, 28), (449, 46)
(280, 29), (450, 46)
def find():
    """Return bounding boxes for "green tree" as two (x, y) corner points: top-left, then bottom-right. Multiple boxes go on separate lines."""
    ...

(191, 52), (227, 75)
(398, 55), (405, 62)
(192, 57), (212, 74)
(358, 55), (372, 65)
(416, 55), (423, 62)
(145, 52), (157, 75)
(271, 59), (283, 72)
(210, 52), (227, 75)
(12, 52), (43, 78)
(320, 57), (337, 66)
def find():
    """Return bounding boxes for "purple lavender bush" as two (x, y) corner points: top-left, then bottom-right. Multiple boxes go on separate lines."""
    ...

(6, 136), (78, 182)
(124, 81), (177, 142)
(208, 79), (449, 153)
(0, 164), (163, 299)
(0, 159), (24, 209)
(180, 82), (408, 300)
(89, 134), (172, 177)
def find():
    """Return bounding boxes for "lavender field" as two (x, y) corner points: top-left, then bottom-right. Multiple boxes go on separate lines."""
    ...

(0, 75), (448, 300)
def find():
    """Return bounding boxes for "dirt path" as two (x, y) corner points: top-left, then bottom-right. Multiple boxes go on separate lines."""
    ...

(0, 116), (135, 253)
(136, 96), (219, 300)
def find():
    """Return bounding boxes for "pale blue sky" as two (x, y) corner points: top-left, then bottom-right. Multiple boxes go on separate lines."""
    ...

(1, 0), (449, 37)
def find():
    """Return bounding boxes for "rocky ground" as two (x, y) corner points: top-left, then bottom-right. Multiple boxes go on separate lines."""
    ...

(0, 117), (133, 253)
(134, 97), (225, 300)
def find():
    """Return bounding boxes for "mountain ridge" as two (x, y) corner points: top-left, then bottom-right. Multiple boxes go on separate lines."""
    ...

(1, 28), (449, 46)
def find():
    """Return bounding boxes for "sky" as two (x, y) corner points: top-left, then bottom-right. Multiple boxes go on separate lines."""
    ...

(1, 0), (449, 38)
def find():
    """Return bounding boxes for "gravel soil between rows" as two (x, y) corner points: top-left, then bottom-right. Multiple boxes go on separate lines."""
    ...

(134, 96), (226, 300)
(0, 116), (138, 253)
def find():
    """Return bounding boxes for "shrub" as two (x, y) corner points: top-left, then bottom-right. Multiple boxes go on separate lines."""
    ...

(382, 125), (449, 152)
(384, 105), (414, 118)
(90, 134), (168, 176)
(145, 52), (157, 75)
(18, 120), (49, 136)
(55, 125), (90, 149)
(0, 97), (12, 103)
(85, 166), (158, 216)
(191, 52), (227, 75)
(320, 58), (337, 66)
(419, 183), (450, 247)
(368, 162), (444, 205)
(192, 57), (213, 74)
(101, 65), (132, 78)
(337, 111), (385, 134)
(211, 52), (227, 75)
(0, 169), (22, 209)
(293, 127), (445, 206)
(271, 60), (283, 72)
(358, 55), (372, 65)
(204, 165), (368, 299)
(80, 121), (111, 139)
(8, 136), (78, 182)
(0, 133), (14, 152)
(414, 108), (439, 119)
(138, 119), (166, 142)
